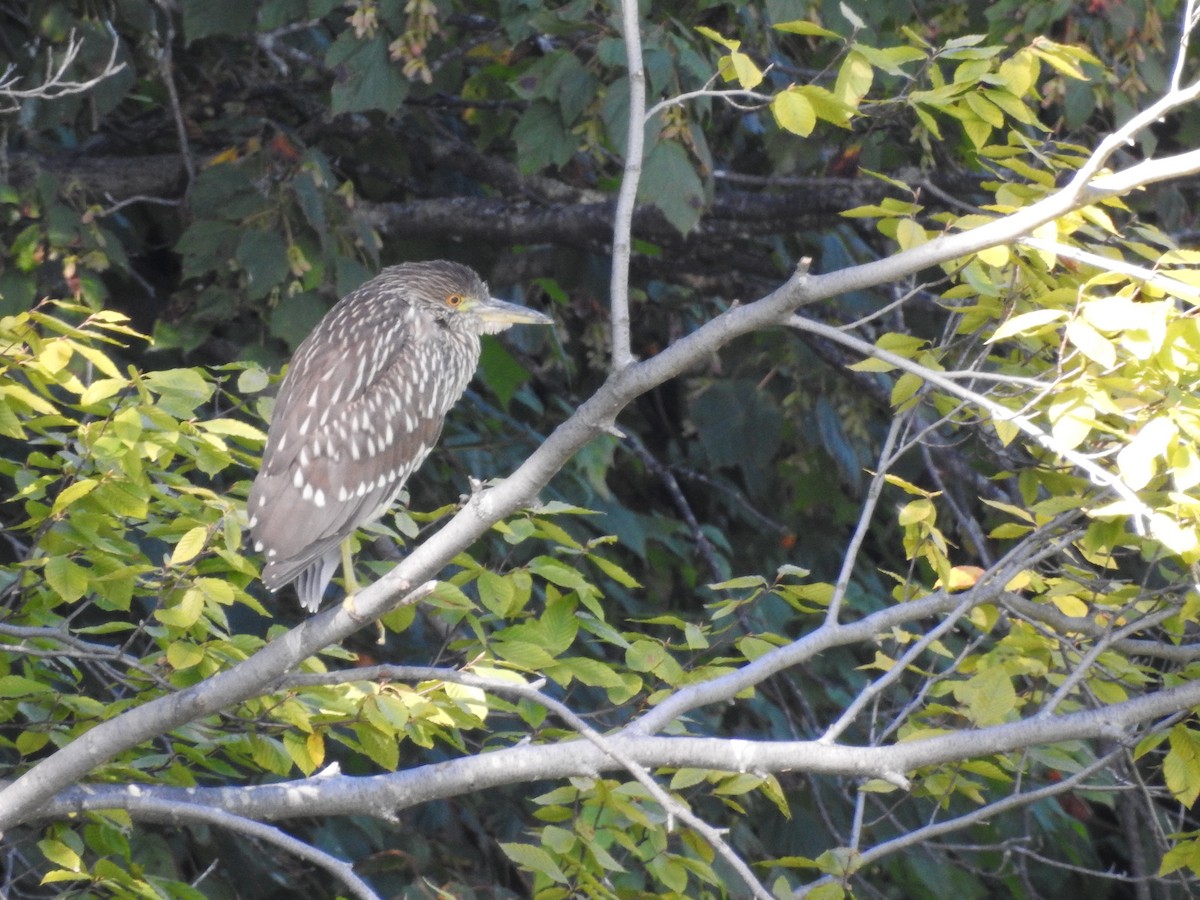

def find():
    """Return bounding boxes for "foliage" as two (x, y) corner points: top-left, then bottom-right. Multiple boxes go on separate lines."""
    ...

(4, 0), (1200, 898)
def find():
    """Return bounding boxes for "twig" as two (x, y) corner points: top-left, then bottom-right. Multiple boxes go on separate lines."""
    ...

(644, 83), (773, 120)
(0, 29), (125, 110)
(785, 316), (1164, 539)
(1001, 593), (1200, 662)
(623, 433), (724, 581)
(1036, 605), (1180, 718)
(826, 414), (905, 624)
(113, 798), (379, 900)
(820, 528), (1081, 744)
(610, 0), (647, 371)
(1169, 0), (1200, 92)
(798, 748), (1127, 897)
(153, 8), (195, 183)
(1019, 236), (1200, 302)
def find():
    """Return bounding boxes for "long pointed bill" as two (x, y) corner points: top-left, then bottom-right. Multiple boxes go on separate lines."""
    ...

(475, 296), (555, 334)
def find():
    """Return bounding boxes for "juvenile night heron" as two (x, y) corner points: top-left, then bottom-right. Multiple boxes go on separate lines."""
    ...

(248, 260), (553, 612)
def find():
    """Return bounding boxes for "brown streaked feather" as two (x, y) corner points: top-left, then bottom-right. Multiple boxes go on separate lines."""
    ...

(248, 261), (486, 611)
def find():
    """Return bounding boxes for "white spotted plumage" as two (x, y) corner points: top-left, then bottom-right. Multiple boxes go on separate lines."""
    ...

(247, 260), (551, 612)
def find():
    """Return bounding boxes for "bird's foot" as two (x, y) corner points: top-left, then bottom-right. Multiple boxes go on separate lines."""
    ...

(342, 591), (364, 620)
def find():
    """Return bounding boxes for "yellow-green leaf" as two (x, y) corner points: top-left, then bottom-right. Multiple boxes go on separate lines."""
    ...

(51, 478), (99, 515)
(1117, 417), (1176, 491)
(989, 308), (1067, 342)
(729, 51), (763, 89)
(1065, 319), (1116, 368)
(896, 218), (928, 251)
(166, 641), (205, 670)
(155, 586), (206, 628)
(171, 525), (209, 566)
(38, 340), (73, 374)
(774, 19), (840, 39)
(37, 839), (82, 872)
(45, 556), (89, 603)
(772, 89), (816, 136)
(80, 377), (127, 406)
(202, 418), (267, 441)
(501, 842), (569, 884)
(1165, 725), (1200, 807)
(976, 243), (1009, 267)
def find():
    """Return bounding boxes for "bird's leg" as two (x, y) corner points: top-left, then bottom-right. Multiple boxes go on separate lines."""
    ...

(339, 536), (386, 643)
(339, 536), (361, 614)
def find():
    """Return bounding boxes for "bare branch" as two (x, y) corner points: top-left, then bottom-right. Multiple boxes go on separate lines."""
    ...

(610, 0), (648, 371)
(104, 797), (380, 900)
(0, 30), (125, 112)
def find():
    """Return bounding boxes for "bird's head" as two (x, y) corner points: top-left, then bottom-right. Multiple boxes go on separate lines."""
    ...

(406, 260), (554, 335)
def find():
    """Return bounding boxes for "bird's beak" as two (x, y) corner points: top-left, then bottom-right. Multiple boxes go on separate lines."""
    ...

(475, 296), (554, 333)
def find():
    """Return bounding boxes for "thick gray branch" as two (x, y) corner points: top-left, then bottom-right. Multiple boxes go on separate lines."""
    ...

(31, 672), (1200, 824)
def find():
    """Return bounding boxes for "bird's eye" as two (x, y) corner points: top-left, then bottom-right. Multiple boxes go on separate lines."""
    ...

(446, 293), (464, 308)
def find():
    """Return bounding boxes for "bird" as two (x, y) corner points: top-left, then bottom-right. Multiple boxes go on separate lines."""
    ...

(247, 260), (553, 612)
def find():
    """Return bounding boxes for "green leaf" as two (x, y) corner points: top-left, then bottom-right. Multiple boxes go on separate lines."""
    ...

(952, 666), (1016, 726)
(707, 575), (767, 590)
(513, 101), (577, 174)
(1117, 417), (1176, 491)
(500, 842), (568, 884)
(0, 674), (53, 697)
(850, 42), (926, 76)
(648, 854), (689, 892)
(737, 636), (777, 661)
(354, 723), (400, 771)
(79, 377), (127, 406)
(694, 26), (739, 51)
(548, 656), (625, 689)
(237, 366), (270, 394)
(495, 639), (559, 669)
(639, 140), (706, 235)
(478, 569), (517, 616)
(774, 20), (841, 39)
(51, 478), (99, 515)
(835, 50), (874, 107)
(1166, 726), (1200, 807)
(528, 557), (593, 595)
(269, 292), (329, 352)
(142, 368), (215, 417)
(626, 639), (667, 672)
(587, 553), (641, 588)
(326, 32), (410, 115)
(1159, 838), (1200, 877)
(1064, 319), (1116, 368)
(249, 734), (295, 777)
(479, 337), (535, 411)
(45, 557), (89, 603)
(202, 417), (267, 442)
(727, 51), (763, 89)
(181, 0), (255, 44)
(236, 230), (290, 301)
(155, 586), (205, 628)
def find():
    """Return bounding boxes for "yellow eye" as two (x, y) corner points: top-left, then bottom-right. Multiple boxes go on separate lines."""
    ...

(446, 293), (464, 308)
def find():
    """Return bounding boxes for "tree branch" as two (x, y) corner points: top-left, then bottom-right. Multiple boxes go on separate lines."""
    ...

(7, 70), (1200, 831)
(31, 674), (1200, 825)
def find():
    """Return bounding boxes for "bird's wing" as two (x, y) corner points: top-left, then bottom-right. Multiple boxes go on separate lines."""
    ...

(248, 306), (446, 589)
